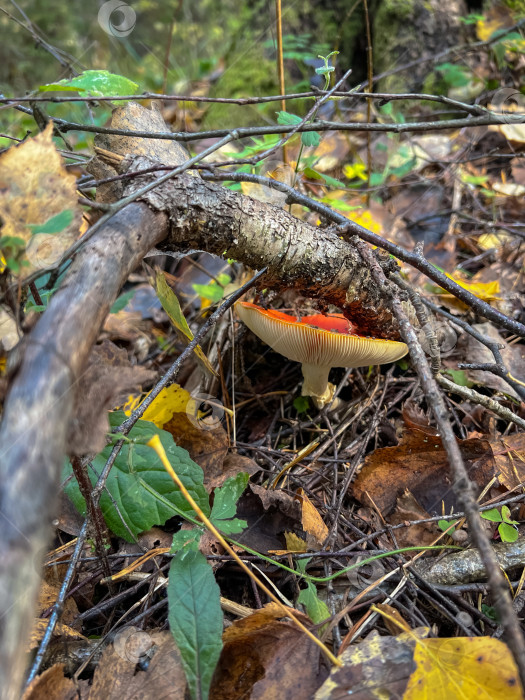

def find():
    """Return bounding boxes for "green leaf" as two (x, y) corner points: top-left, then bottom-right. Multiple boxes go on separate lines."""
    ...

(436, 63), (471, 88)
(0, 235), (26, 250)
(40, 70), (139, 103)
(438, 519), (458, 532)
(293, 396), (310, 414)
(442, 369), (473, 387)
(110, 289), (136, 314)
(297, 582), (330, 626)
(302, 167), (324, 181)
(209, 472), (249, 534)
(501, 505), (518, 525)
(390, 157), (417, 178)
(369, 172), (386, 187)
(211, 472), (249, 521)
(192, 276), (231, 303)
(499, 522), (518, 543)
(170, 528), (203, 554)
(277, 111), (303, 126)
(319, 173), (348, 189)
(27, 209), (74, 235)
(481, 508), (503, 523)
(301, 131), (320, 147)
(459, 13), (485, 24)
(460, 172), (488, 186)
(64, 412), (210, 541)
(481, 603), (498, 622)
(168, 549), (223, 700)
(315, 65), (335, 75)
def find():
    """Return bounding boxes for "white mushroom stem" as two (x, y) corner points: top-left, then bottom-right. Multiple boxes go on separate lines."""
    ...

(301, 363), (335, 408)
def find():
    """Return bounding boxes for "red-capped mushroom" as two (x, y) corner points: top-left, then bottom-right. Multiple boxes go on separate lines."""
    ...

(236, 301), (408, 408)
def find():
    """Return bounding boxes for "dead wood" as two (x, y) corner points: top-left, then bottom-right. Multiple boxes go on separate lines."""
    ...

(0, 204), (167, 698)
(124, 155), (401, 338)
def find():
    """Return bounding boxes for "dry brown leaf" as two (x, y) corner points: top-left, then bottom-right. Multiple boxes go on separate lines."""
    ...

(375, 603), (411, 636)
(88, 631), (186, 699)
(295, 488), (329, 547)
(351, 430), (494, 517)
(212, 607), (325, 700)
(22, 663), (78, 700)
(0, 122), (82, 276)
(234, 484), (303, 554)
(67, 340), (156, 455)
(37, 580), (78, 627)
(388, 490), (439, 548)
(493, 433), (525, 490)
(206, 452), (260, 490)
(162, 412), (229, 487)
(102, 309), (150, 343)
(402, 401), (440, 437)
(315, 629), (424, 699)
(464, 322), (525, 400)
(29, 619), (86, 651)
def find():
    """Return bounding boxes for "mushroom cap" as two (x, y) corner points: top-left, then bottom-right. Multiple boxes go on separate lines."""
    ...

(235, 301), (408, 368)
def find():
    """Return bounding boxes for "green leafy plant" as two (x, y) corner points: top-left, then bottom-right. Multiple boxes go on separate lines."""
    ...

(295, 558), (330, 632)
(110, 288), (137, 314)
(0, 235), (27, 274)
(65, 413), (250, 700)
(276, 51), (338, 150)
(459, 13), (485, 25)
(293, 395), (310, 415)
(481, 506), (519, 543)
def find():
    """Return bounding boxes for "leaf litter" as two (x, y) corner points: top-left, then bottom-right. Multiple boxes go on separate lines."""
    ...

(3, 27), (525, 700)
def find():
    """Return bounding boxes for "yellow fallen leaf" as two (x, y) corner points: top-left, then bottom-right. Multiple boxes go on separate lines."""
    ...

(438, 274), (500, 302)
(405, 635), (523, 700)
(283, 531), (308, 553)
(343, 162), (367, 181)
(121, 384), (198, 428)
(476, 16), (507, 42)
(373, 606), (523, 700)
(478, 232), (512, 250)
